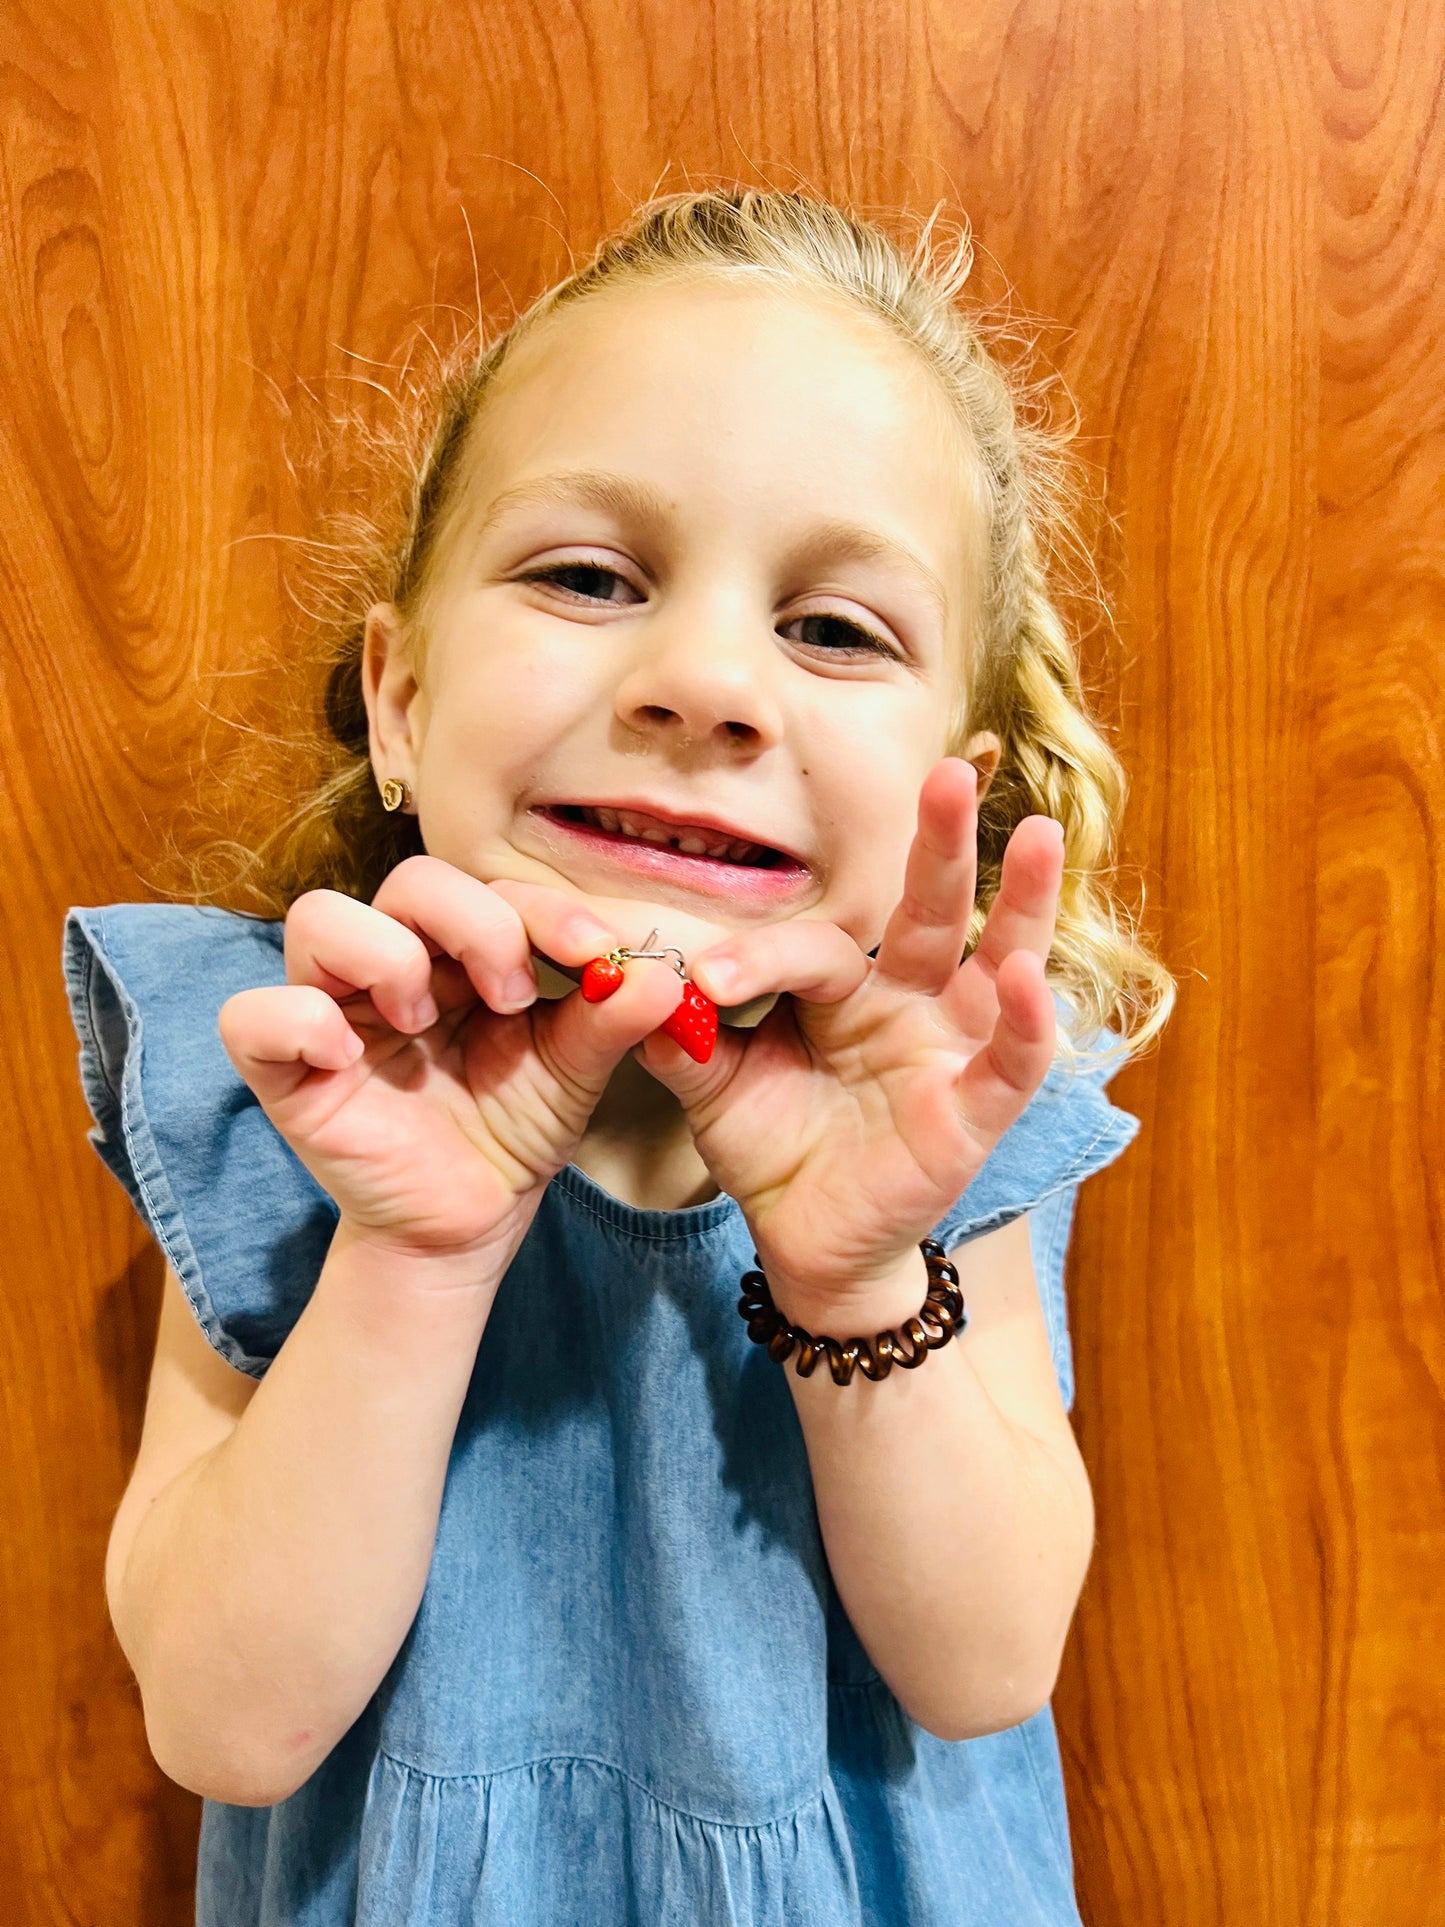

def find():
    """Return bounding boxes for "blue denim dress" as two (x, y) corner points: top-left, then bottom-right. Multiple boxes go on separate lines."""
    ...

(62, 903), (1141, 1927)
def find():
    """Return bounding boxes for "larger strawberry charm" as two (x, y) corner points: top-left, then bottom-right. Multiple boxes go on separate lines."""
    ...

(660, 980), (718, 1063)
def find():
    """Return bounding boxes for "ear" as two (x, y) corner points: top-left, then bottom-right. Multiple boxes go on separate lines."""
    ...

(362, 602), (423, 803)
(959, 731), (1003, 803)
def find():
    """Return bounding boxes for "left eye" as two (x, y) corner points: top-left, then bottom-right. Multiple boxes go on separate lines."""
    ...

(780, 613), (895, 658)
(520, 562), (639, 604)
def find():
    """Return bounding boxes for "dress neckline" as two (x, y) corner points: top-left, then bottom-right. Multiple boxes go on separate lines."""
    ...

(553, 1161), (741, 1242)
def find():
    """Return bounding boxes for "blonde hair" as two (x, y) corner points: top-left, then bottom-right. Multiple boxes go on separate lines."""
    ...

(174, 186), (1176, 1074)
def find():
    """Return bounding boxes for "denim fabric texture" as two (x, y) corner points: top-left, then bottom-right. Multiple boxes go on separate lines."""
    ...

(62, 903), (1141, 1927)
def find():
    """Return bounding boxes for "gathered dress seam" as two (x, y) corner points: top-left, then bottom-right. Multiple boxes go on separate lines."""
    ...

(375, 1742), (832, 1836)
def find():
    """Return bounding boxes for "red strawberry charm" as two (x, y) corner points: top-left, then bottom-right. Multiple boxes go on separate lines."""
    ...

(581, 954), (626, 1003)
(660, 980), (718, 1063)
(579, 930), (715, 1061)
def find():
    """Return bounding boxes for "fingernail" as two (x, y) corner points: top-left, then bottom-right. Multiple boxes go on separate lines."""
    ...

(411, 993), (440, 1029)
(342, 1029), (366, 1063)
(499, 969), (536, 1010)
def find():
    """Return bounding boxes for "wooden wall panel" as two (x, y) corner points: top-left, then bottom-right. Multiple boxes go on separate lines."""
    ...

(2, 1), (1440, 1921)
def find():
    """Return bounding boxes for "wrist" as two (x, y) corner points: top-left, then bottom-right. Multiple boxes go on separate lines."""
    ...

(739, 1240), (967, 1388)
(328, 1212), (527, 1300)
(763, 1247), (932, 1337)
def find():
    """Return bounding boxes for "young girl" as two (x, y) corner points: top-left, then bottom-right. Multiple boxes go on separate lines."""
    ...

(63, 188), (1172, 1926)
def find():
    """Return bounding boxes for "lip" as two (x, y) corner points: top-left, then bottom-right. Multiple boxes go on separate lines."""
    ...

(527, 804), (815, 907)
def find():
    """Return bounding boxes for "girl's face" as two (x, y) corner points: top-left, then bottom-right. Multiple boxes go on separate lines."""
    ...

(364, 276), (1000, 963)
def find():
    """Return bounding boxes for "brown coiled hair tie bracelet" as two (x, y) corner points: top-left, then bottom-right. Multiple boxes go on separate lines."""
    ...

(737, 1239), (967, 1386)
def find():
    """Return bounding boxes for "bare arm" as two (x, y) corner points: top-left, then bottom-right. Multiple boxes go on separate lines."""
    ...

(108, 1226), (511, 1807)
(778, 1212), (1094, 1741)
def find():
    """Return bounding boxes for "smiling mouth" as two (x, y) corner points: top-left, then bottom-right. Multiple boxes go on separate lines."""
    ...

(539, 804), (791, 869)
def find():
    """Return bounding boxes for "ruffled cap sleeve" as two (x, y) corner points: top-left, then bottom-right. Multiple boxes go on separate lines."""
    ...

(62, 903), (339, 1379)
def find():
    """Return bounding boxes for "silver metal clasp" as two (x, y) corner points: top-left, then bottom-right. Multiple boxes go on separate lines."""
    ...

(619, 927), (687, 980)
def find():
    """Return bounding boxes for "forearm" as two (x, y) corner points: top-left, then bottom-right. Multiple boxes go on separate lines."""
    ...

(113, 1220), (514, 1805)
(777, 1252), (1094, 1741)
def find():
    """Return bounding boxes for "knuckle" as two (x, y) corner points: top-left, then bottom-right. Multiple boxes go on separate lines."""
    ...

(388, 852), (440, 887)
(283, 888), (339, 938)
(370, 852), (441, 915)
(898, 890), (956, 930)
(296, 985), (339, 1030)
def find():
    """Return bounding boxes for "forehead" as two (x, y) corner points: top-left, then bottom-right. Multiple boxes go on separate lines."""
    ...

(433, 275), (985, 630)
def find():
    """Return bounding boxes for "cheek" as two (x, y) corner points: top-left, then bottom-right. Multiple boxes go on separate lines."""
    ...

(808, 701), (935, 842)
(810, 752), (930, 943)
(422, 648), (586, 773)
(409, 688), (553, 873)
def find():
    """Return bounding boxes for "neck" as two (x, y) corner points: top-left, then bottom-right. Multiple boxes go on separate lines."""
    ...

(570, 1051), (719, 1212)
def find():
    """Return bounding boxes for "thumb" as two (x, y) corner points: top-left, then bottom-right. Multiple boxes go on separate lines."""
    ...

(631, 1020), (745, 1111)
(533, 956), (686, 1099)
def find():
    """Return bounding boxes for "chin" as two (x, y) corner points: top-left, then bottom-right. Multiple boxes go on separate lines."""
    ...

(473, 853), (730, 947)
(564, 887), (741, 954)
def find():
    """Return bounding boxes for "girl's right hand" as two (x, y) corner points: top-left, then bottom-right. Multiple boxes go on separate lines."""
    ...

(216, 855), (686, 1272)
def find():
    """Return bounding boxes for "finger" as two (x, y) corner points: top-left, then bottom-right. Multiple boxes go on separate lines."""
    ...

(366, 855), (618, 1022)
(482, 877), (632, 975)
(970, 816), (1065, 977)
(950, 949), (1058, 1147)
(284, 886), (446, 1035)
(688, 919), (870, 1008)
(630, 1010), (748, 1110)
(535, 951), (692, 1096)
(218, 984), (366, 1108)
(945, 813), (1065, 1037)
(870, 758), (979, 997)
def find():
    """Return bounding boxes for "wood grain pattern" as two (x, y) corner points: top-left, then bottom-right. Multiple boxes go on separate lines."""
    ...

(2, 1), (1440, 1920)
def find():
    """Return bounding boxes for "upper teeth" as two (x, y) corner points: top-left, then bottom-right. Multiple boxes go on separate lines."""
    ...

(581, 807), (761, 863)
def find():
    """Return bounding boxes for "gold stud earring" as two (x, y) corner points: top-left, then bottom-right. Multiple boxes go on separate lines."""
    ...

(380, 777), (411, 812)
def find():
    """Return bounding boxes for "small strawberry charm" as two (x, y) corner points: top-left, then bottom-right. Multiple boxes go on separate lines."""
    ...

(660, 980), (718, 1064)
(581, 954), (626, 1003)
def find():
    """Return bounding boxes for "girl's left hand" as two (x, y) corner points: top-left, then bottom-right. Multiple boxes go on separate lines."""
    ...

(633, 758), (1067, 1324)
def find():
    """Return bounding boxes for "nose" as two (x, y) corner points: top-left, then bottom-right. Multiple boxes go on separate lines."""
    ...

(611, 595), (786, 754)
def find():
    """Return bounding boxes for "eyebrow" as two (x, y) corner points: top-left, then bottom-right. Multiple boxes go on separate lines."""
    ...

(473, 467), (951, 623)
(792, 521), (950, 624)
(475, 469), (673, 541)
